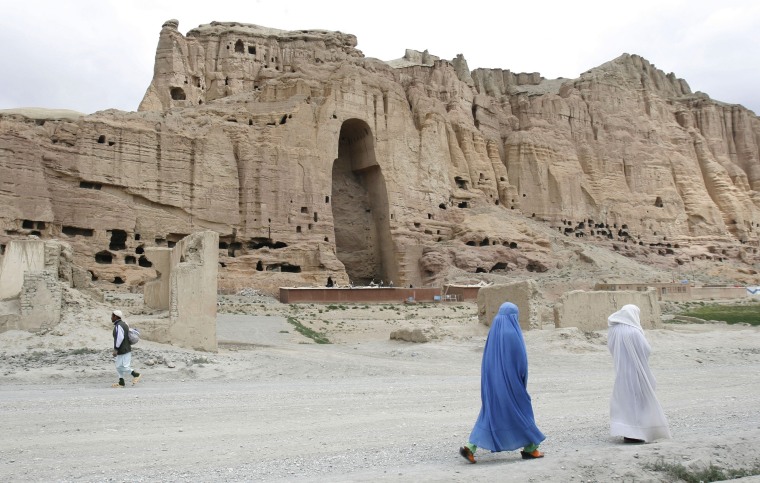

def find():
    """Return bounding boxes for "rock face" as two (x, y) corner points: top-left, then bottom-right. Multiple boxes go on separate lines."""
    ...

(1, 20), (759, 295)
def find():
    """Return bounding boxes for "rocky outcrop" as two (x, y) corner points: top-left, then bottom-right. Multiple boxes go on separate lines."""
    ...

(0, 21), (758, 296)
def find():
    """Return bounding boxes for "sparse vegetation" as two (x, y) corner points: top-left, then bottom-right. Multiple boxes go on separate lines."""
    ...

(645, 457), (760, 482)
(676, 303), (760, 325)
(71, 348), (99, 355)
(287, 316), (330, 344)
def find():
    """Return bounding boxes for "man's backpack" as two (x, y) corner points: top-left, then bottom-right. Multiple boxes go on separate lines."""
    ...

(128, 327), (140, 345)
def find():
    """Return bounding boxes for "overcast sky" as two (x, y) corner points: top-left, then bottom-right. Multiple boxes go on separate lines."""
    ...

(1, 0), (758, 115)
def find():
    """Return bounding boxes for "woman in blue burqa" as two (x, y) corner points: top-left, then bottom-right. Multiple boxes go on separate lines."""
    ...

(460, 302), (545, 463)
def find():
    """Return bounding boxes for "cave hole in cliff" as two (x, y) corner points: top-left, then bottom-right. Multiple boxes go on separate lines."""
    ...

(235, 40), (244, 53)
(526, 261), (547, 273)
(219, 241), (229, 249)
(113, 277), (124, 285)
(109, 230), (127, 251)
(332, 118), (396, 286)
(125, 256), (136, 265)
(22, 220), (34, 229)
(0, 244), (4, 255)
(491, 262), (508, 272)
(228, 242), (242, 257)
(256, 260), (263, 271)
(138, 255), (152, 268)
(135, 245), (144, 254)
(654, 196), (663, 208)
(458, 201), (469, 208)
(95, 251), (113, 264)
(248, 238), (288, 250)
(475, 267), (487, 273)
(248, 46), (256, 54)
(479, 238), (489, 246)
(439, 203), (447, 210)
(167, 241), (176, 248)
(454, 177), (468, 189)
(267, 263), (301, 273)
(89, 271), (97, 281)
(170, 87), (186, 100)
(314, 212), (318, 222)
(97, 135), (106, 144)
(79, 181), (102, 190)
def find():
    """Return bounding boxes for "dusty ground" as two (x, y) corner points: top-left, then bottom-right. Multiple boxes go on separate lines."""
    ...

(2, 294), (760, 482)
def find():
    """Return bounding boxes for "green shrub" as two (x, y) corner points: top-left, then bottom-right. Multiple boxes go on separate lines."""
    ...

(677, 303), (760, 325)
(287, 316), (330, 344)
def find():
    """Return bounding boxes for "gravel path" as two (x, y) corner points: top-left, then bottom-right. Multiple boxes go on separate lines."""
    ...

(2, 313), (760, 481)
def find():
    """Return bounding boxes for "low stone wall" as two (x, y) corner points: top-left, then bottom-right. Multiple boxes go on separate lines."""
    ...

(553, 290), (661, 331)
(442, 285), (481, 302)
(279, 287), (441, 303)
(691, 286), (748, 300)
(476, 281), (540, 330)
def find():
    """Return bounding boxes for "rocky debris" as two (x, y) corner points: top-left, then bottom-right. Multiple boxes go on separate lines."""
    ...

(390, 327), (433, 343)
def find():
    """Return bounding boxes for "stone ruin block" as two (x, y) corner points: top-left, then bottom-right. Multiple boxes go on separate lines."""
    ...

(553, 289), (661, 331)
(141, 231), (219, 351)
(143, 247), (172, 309)
(477, 280), (541, 330)
(0, 239), (46, 299)
(19, 271), (62, 332)
(0, 239), (64, 333)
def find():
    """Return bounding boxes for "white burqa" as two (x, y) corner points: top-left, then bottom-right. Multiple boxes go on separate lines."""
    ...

(608, 305), (671, 442)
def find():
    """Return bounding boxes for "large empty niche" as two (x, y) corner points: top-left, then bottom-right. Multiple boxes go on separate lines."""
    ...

(331, 118), (396, 285)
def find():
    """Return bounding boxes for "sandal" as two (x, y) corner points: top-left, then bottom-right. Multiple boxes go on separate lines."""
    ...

(521, 449), (544, 459)
(459, 446), (476, 463)
(623, 437), (645, 444)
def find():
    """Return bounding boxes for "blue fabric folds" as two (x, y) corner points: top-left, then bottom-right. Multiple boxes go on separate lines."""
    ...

(468, 302), (545, 452)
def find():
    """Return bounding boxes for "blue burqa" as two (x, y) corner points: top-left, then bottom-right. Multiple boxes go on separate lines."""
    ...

(468, 302), (546, 451)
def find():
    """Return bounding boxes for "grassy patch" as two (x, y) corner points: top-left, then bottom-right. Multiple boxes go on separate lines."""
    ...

(645, 458), (760, 482)
(287, 316), (331, 344)
(71, 348), (99, 355)
(676, 303), (760, 325)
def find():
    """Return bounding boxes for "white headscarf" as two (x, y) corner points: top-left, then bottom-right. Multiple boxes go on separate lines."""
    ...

(608, 304), (642, 331)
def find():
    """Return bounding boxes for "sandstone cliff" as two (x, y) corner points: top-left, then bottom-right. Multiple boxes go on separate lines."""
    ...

(1, 20), (758, 296)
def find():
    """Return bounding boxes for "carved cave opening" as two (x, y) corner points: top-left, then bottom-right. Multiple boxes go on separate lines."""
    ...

(331, 118), (396, 285)
(109, 229), (127, 251)
(170, 87), (186, 100)
(95, 251), (113, 264)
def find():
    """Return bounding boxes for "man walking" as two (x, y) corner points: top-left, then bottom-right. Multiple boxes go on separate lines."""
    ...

(111, 310), (141, 388)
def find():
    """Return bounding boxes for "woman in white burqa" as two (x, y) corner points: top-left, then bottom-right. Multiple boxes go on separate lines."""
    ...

(608, 304), (671, 443)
